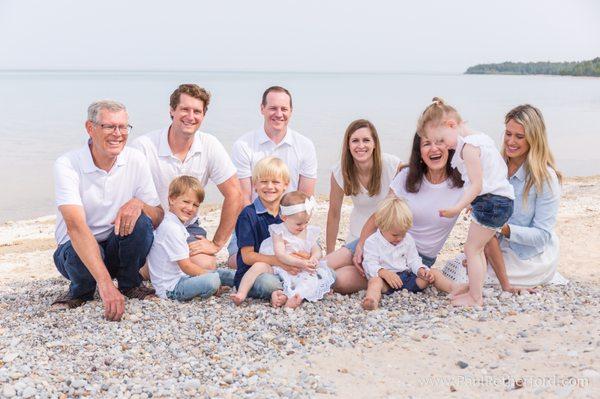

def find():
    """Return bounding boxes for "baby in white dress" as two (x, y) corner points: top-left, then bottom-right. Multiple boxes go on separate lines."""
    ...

(232, 191), (335, 308)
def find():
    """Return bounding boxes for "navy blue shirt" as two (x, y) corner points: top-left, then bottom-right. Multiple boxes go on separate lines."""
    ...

(234, 198), (282, 288)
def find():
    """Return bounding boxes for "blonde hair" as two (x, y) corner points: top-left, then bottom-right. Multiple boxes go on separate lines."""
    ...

(251, 156), (291, 185)
(340, 119), (383, 197)
(503, 104), (562, 204)
(168, 175), (205, 203)
(374, 197), (413, 233)
(416, 97), (462, 137)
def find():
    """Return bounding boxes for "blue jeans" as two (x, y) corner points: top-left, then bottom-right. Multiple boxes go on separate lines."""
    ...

(53, 214), (154, 300)
(185, 220), (208, 243)
(419, 253), (436, 268)
(344, 238), (359, 254)
(471, 194), (514, 229)
(166, 269), (235, 301)
(247, 273), (283, 300)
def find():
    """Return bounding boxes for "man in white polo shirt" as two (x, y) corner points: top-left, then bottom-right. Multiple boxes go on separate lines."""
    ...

(53, 100), (163, 321)
(133, 84), (243, 279)
(227, 86), (318, 267)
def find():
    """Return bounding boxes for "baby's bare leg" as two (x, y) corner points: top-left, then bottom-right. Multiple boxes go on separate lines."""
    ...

(231, 262), (273, 305)
(362, 277), (389, 310)
(429, 269), (468, 295)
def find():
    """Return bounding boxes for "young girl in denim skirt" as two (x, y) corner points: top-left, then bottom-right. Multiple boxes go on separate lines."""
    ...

(417, 97), (515, 307)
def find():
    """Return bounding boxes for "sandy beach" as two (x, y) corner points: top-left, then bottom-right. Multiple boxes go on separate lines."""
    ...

(1, 176), (599, 398)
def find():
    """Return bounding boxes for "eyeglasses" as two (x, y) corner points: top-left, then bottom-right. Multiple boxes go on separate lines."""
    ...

(93, 122), (133, 134)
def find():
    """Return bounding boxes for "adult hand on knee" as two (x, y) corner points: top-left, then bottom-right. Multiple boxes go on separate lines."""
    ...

(189, 236), (220, 256)
(352, 243), (366, 276)
(113, 198), (143, 237)
(98, 280), (125, 321)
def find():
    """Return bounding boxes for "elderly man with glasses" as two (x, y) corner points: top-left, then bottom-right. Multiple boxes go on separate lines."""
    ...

(52, 100), (164, 321)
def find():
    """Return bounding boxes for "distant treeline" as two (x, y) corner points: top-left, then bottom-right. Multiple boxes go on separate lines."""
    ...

(465, 57), (600, 77)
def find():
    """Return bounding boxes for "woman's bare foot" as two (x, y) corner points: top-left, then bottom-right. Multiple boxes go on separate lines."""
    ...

(451, 292), (483, 307)
(230, 292), (245, 306)
(362, 296), (379, 310)
(284, 294), (302, 309)
(139, 264), (150, 281)
(448, 283), (469, 299)
(270, 290), (287, 307)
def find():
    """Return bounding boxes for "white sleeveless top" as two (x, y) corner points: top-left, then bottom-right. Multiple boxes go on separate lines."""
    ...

(332, 153), (401, 242)
(451, 134), (514, 199)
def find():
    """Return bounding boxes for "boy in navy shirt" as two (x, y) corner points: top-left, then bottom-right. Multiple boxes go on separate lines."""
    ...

(233, 156), (297, 306)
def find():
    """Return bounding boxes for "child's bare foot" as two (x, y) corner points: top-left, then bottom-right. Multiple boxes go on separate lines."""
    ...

(451, 292), (483, 307)
(230, 292), (245, 306)
(139, 264), (150, 281)
(270, 290), (287, 307)
(448, 283), (469, 299)
(284, 294), (302, 309)
(362, 296), (379, 310)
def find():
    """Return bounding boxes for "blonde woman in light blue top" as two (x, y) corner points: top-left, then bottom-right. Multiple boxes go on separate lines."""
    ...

(485, 104), (565, 291)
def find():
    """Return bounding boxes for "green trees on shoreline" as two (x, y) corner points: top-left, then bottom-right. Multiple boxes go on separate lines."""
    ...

(465, 57), (600, 77)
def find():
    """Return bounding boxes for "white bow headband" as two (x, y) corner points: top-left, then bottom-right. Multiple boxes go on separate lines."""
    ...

(280, 196), (317, 216)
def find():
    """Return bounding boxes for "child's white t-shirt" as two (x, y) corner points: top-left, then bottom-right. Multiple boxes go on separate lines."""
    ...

(362, 230), (425, 279)
(148, 212), (189, 298)
(451, 134), (515, 199)
(389, 168), (463, 258)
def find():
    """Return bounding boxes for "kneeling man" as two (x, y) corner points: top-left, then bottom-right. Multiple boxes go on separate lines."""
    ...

(52, 100), (163, 321)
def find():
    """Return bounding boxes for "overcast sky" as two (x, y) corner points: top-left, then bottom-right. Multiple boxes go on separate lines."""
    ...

(1, 0), (598, 73)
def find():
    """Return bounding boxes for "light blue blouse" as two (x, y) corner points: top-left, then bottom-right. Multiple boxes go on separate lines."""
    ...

(502, 164), (561, 260)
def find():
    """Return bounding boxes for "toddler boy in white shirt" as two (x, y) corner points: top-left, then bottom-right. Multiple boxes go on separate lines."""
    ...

(148, 176), (228, 301)
(362, 197), (459, 310)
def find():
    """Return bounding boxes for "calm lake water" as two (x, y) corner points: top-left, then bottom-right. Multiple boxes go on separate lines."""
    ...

(1, 71), (599, 222)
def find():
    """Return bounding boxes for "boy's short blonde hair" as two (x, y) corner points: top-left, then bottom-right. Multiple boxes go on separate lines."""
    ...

(252, 156), (291, 184)
(374, 197), (413, 233)
(168, 175), (205, 203)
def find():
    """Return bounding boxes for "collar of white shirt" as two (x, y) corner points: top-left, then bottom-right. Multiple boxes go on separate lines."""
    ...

(81, 141), (127, 174)
(258, 127), (295, 147)
(157, 126), (203, 158)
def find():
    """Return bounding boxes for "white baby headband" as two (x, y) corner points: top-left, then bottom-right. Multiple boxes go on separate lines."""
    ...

(280, 196), (317, 216)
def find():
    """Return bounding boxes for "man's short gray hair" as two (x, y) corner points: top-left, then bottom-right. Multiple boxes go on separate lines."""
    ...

(87, 100), (127, 123)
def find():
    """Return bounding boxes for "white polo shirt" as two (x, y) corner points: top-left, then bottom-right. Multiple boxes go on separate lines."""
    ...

(132, 127), (237, 211)
(54, 145), (160, 245)
(231, 127), (317, 200)
(147, 211), (189, 298)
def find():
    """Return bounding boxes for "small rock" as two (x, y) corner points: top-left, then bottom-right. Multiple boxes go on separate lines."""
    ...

(523, 346), (540, 353)
(566, 350), (578, 357)
(71, 379), (86, 389)
(554, 384), (573, 398)
(449, 385), (457, 392)
(2, 353), (19, 363)
(21, 386), (36, 398)
(2, 385), (16, 398)
(456, 361), (468, 369)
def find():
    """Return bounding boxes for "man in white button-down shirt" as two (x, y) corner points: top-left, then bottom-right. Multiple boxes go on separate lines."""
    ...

(133, 85), (243, 277)
(227, 86), (318, 266)
(53, 100), (164, 321)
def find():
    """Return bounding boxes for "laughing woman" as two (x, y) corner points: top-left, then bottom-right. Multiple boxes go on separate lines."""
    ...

(485, 104), (565, 291)
(333, 131), (464, 294)
(325, 119), (400, 284)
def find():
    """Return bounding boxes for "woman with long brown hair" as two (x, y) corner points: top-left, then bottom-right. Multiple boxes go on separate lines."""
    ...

(325, 119), (400, 278)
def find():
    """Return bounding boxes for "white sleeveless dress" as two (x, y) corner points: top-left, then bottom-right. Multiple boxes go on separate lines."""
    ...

(259, 224), (335, 301)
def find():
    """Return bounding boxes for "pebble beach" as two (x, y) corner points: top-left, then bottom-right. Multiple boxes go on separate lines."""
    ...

(1, 176), (600, 398)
